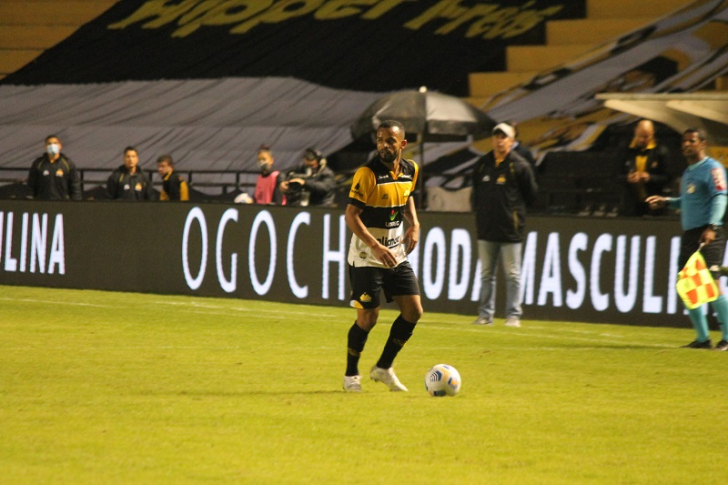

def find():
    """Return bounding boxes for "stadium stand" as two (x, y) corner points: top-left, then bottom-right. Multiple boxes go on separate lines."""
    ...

(467, 0), (697, 103)
(0, 0), (118, 79)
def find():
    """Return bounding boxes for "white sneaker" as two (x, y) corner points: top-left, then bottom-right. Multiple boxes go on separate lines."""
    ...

(370, 365), (408, 392)
(343, 375), (362, 392)
(471, 316), (492, 326)
(505, 316), (521, 328)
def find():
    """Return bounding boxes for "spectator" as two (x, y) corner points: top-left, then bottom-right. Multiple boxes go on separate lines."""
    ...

(279, 148), (336, 207)
(621, 119), (671, 216)
(471, 123), (538, 328)
(107, 146), (154, 201)
(254, 145), (284, 205)
(28, 134), (81, 200)
(157, 155), (189, 201)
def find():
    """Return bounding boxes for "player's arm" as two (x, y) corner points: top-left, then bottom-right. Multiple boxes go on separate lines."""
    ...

(402, 196), (420, 255)
(345, 204), (397, 267)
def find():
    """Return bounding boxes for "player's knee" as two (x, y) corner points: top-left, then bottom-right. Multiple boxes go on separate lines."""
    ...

(404, 305), (423, 324)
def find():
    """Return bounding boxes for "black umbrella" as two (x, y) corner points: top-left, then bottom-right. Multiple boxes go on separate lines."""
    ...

(350, 89), (496, 207)
(351, 89), (496, 143)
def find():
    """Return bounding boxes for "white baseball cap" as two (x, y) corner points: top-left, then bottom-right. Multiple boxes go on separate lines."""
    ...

(492, 123), (515, 139)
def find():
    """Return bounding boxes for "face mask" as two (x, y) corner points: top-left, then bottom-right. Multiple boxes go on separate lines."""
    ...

(46, 143), (60, 156)
(259, 161), (272, 175)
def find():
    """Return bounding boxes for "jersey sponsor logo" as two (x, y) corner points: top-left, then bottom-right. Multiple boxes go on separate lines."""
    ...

(385, 220), (401, 228)
(377, 235), (401, 248)
(381, 193), (389, 199)
(351, 182), (364, 197)
(389, 209), (398, 221)
(711, 167), (726, 191)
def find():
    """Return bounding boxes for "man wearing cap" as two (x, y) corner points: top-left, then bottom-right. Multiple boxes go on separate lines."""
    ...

(279, 148), (336, 207)
(471, 123), (538, 328)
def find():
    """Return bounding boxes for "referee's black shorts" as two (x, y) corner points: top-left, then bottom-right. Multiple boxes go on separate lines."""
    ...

(678, 225), (726, 279)
(349, 261), (420, 310)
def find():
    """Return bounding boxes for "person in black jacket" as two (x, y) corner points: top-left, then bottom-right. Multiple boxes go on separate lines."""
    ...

(279, 148), (336, 207)
(107, 146), (154, 201)
(621, 119), (671, 216)
(28, 134), (82, 201)
(471, 123), (538, 328)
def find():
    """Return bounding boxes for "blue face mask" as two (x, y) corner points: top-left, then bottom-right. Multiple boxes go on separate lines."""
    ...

(46, 143), (60, 156)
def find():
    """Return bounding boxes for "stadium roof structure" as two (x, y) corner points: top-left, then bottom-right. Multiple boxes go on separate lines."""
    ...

(596, 92), (728, 146)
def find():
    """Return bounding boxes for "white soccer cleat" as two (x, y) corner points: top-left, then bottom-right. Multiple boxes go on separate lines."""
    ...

(370, 365), (408, 392)
(505, 317), (521, 328)
(343, 375), (362, 392)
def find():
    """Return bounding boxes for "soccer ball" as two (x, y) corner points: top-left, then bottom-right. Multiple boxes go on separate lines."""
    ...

(424, 364), (461, 397)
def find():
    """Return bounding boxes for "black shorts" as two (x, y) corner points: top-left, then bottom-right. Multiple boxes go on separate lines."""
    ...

(349, 261), (420, 310)
(678, 225), (726, 279)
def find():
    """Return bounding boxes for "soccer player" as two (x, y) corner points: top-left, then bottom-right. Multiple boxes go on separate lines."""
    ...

(647, 128), (728, 350)
(343, 120), (423, 392)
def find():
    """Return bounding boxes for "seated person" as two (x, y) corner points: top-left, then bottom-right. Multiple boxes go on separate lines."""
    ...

(157, 155), (189, 201)
(620, 119), (671, 216)
(279, 148), (336, 207)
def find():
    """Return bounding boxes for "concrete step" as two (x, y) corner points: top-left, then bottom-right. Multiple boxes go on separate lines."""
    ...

(507, 44), (596, 72)
(0, 25), (79, 49)
(469, 71), (539, 97)
(0, 0), (117, 25)
(587, 0), (689, 19)
(0, 49), (43, 74)
(547, 18), (654, 45)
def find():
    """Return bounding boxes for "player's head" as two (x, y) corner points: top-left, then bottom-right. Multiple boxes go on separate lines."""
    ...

(633, 119), (655, 149)
(681, 128), (707, 160)
(157, 154), (174, 177)
(376, 120), (407, 164)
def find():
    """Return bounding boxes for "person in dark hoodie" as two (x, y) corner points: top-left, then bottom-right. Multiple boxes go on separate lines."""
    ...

(107, 146), (154, 201)
(471, 123), (538, 328)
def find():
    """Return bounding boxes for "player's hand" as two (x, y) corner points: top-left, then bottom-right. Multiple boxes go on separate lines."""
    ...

(627, 171), (639, 183)
(403, 225), (419, 255)
(640, 172), (651, 182)
(645, 195), (666, 209)
(700, 227), (716, 244)
(279, 181), (290, 192)
(373, 244), (397, 268)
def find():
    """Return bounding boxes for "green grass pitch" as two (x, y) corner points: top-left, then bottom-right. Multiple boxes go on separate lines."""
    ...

(1, 285), (726, 484)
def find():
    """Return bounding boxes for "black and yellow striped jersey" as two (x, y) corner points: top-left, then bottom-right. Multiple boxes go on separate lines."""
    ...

(347, 157), (419, 268)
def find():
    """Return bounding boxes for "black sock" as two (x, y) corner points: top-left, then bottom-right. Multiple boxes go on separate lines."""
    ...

(376, 315), (416, 369)
(346, 322), (369, 376)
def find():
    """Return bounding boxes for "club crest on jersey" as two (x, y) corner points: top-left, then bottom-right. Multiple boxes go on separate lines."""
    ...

(687, 183), (696, 194)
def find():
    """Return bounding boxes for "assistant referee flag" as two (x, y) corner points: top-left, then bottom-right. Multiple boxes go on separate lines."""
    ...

(676, 250), (720, 310)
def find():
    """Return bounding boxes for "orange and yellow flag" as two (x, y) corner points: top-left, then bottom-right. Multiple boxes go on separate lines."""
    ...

(676, 251), (720, 310)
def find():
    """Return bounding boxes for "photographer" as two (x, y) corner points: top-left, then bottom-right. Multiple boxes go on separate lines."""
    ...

(279, 148), (336, 207)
